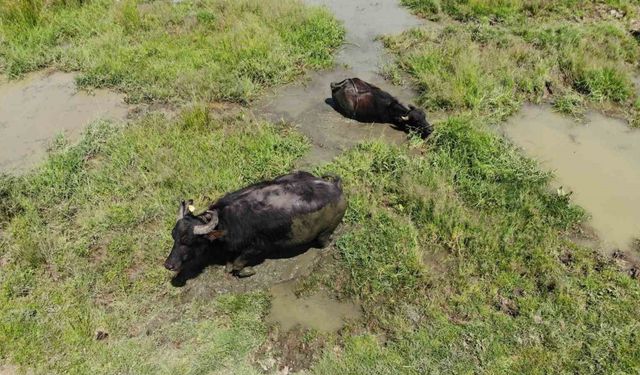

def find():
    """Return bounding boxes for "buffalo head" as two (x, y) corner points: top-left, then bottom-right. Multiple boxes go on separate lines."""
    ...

(163, 200), (222, 272)
(400, 105), (433, 138)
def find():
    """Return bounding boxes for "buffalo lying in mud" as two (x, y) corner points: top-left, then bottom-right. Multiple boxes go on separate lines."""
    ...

(330, 78), (433, 139)
(164, 171), (347, 278)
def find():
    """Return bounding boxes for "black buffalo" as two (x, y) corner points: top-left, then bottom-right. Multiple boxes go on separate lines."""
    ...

(164, 171), (347, 278)
(330, 78), (433, 138)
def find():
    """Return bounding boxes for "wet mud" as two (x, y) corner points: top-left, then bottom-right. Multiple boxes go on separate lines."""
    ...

(502, 104), (640, 253)
(0, 71), (129, 173)
(257, 67), (410, 165)
(256, 0), (426, 165)
(266, 280), (362, 332)
(173, 246), (331, 299)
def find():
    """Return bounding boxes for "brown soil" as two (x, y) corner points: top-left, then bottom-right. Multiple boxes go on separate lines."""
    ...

(253, 326), (327, 373)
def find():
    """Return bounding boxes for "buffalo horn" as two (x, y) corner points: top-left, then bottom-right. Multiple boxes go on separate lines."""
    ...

(193, 210), (219, 235)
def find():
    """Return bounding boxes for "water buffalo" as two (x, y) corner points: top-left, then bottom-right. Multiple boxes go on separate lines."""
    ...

(330, 78), (433, 138)
(164, 171), (347, 277)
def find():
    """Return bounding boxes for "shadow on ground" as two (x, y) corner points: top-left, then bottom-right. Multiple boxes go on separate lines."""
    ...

(169, 243), (332, 299)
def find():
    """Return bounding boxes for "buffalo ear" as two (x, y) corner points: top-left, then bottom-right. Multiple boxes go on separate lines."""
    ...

(177, 200), (186, 221)
(204, 230), (226, 241)
(409, 104), (416, 110)
(177, 199), (195, 221)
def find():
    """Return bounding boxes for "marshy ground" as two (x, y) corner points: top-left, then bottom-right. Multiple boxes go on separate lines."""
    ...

(0, 70), (129, 172)
(1, 0), (640, 374)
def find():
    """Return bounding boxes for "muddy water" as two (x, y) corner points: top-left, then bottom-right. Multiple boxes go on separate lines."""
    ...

(257, 0), (426, 165)
(258, 67), (410, 164)
(0, 365), (22, 375)
(502, 105), (640, 252)
(267, 280), (362, 332)
(0, 71), (128, 173)
(305, 0), (423, 76)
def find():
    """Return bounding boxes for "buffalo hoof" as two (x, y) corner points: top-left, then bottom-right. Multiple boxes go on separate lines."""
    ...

(314, 235), (332, 248)
(235, 267), (256, 278)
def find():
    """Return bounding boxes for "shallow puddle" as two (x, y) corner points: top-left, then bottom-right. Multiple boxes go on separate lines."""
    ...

(305, 0), (423, 76)
(266, 280), (362, 333)
(502, 105), (640, 252)
(0, 71), (128, 173)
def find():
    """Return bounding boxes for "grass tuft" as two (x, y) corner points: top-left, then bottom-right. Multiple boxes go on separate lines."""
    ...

(383, 16), (639, 123)
(312, 120), (638, 373)
(0, 0), (344, 103)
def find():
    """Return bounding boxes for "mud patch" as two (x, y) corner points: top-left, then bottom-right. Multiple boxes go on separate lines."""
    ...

(0, 71), (129, 173)
(257, 67), (410, 165)
(175, 247), (330, 300)
(0, 365), (31, 375)
(612, 249), (640, 280)
(257, 0), (428, 165)
(502, 105), (640, 253)
(266, 280), (362, 333)
(254, 326), (327, 373)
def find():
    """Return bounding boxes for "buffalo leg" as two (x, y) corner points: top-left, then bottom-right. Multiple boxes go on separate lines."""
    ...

(225, 261), (234, 273)
(231, 253), (256, 278)
(314, 230), (333, 248)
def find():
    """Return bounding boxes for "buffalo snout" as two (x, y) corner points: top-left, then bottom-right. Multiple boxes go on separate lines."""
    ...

(164, 245), (184, 272)
(164, 259), (178, 271)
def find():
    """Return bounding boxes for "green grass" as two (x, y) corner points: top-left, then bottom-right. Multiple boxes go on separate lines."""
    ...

(2, 0), (640, 373)
(3, 108), (638, 374)
(0, 107), (308, 373)
(0, 0), (344, 103)
(402, 0), (639, 22)
(386, 2), (640, 124)
(309, 121), (639, 374)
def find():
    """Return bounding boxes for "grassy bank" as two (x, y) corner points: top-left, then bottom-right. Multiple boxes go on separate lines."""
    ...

(402, 0), (639, 23)
(311, 125), (639, 373)
(387, 0), (640, 125)
(0, 0), (344, 103)
(0, 108), (308, 373)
